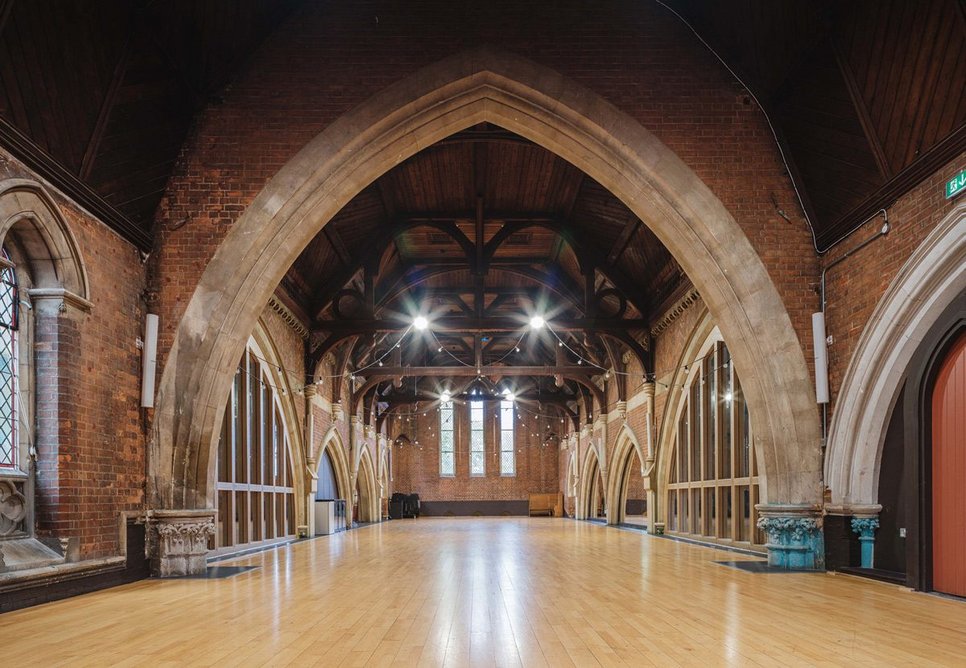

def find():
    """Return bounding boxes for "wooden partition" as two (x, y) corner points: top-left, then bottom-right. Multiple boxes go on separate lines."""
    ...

(529, 493), (563, 517)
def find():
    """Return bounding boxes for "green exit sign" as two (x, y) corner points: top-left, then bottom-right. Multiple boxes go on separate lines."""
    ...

(947, 169), (966, 199)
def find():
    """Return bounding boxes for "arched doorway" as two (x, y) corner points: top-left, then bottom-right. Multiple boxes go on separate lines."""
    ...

(607, 425), (648, 527)
(931, 330), (966, 597)
(355, 448), (378, 524)
(578, 446), (605, 521)
(314, 428), (352, 535)
(826, 203), (966, 512)
(151, 47), (821, 522)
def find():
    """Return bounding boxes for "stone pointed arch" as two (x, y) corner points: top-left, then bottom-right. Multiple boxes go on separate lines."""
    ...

(825, 202), (966, 512)
(356, 446), (379, 523)
(605, 423), (648, 526)
(0, 179), (91, 309)
(317, 426), (352, 505)
(151, 46), (821, 512)
(576, 443), (604, 521)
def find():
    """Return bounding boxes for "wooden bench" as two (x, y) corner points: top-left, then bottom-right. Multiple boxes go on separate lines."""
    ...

(529, 493), (563, 517)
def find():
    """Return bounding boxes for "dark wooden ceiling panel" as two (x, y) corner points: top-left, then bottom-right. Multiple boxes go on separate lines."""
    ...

(0, 0), (303, 248)
(840, 0), (966, 174)
(1, 2), (962, 252)
(667, 0), (966, 249)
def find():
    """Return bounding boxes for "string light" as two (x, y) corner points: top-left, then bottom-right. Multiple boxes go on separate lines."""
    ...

(232, 315), (736, 405)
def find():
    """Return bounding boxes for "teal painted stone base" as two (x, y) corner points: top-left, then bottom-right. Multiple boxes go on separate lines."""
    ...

(850, 517), (879, 569)
(756, 508), (824, 570)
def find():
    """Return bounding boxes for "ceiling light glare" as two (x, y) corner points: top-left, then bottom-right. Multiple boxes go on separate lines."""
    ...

(413, 315), (429, 330)
(529, 315), (545, 330)
(440, 392), (451, 403)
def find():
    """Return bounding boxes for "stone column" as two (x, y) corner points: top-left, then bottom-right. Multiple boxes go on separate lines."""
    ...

(30, 291), (87, 548)
(851, 516), (879, 569)
(755, 504), (824, 570)
(303, 385), (318, 538)
(149, 509), (216, 576)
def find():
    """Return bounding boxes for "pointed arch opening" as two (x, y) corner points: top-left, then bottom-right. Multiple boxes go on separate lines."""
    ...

(151, 46), (820, 515)
(825, 202), (966, 512)
(212, 326), (303, 553)
(577, 444), (605, 521)
(606, 424), (648, 527)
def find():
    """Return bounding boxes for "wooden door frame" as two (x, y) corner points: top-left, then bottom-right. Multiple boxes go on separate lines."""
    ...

(902, 293), (965, 592)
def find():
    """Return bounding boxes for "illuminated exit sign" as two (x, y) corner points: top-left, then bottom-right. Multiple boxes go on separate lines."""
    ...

(947, 169), (966, 199)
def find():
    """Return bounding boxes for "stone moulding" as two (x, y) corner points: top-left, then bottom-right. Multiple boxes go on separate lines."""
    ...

(268, 294), (309, 340)
(650, 288), (701, 337)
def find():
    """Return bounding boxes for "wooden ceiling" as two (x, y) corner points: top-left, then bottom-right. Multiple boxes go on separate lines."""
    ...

(286, 124), (679, 383)
(667, 0), (966, 248)
(0, 1), (962, 252)
(0, 0), (301, 249)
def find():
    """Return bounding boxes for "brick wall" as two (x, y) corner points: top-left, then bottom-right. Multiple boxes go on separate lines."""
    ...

(1, 148), (146, 560)
(150, 0), (818, 388)
(823, 152), (966, 411)
(391, 400), (559, 503)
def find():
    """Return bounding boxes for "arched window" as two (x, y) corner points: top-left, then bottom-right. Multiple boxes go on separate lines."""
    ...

(439, 400), (455, 476)
(499, 399), (515, 476)
(469, 401), (485, 476)
(215, 345), (295, 550)
(667, 341), (762, 546)
(0, 248), (18, 470)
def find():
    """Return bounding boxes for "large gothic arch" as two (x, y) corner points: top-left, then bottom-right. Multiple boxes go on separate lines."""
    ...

(150, 46), (821, 512)
(825, 202), (966, 512)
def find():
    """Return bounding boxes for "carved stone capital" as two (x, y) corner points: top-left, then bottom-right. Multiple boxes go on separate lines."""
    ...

(332, 402), (345, 422)
(850, 516), (879, 537)
(0, 479), (28, 537)
(149, 510), (216, 576)
(755, 504), (824, 570)
(615, 400), (627, 420)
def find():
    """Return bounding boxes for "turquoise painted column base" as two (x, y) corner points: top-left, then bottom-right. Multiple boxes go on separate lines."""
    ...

(850, 516), (879, 569)
(756, 505), (824, 570)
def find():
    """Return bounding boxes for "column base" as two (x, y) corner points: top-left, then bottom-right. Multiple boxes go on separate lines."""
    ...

(148, 509), (216, 577)
(756, 504), (824, 570)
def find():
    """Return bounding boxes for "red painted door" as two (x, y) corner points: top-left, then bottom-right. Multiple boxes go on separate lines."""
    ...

(933, 331), (966, 597)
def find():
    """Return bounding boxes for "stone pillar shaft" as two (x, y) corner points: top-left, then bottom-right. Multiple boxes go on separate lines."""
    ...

(851, 516), (879, 569)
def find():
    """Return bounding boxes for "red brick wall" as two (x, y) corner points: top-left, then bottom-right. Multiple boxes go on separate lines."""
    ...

(391, 400), (559, 502)
(652, 300), (707, 437)
(150, 0), (818, 386)
(1, 149), (146, 560)
(824, 152), (966, 411)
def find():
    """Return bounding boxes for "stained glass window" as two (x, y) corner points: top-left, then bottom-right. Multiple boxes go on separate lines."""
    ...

(0, 250), (18, 469)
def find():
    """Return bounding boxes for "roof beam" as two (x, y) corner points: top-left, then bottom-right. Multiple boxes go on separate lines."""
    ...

(314, 316), (649, 335)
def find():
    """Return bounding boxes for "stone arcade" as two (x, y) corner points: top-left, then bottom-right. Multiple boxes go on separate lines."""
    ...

(0, 2), (964, 664)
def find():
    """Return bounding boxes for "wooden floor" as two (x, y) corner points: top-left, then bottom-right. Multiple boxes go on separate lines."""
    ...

(4, 519), (966, 667)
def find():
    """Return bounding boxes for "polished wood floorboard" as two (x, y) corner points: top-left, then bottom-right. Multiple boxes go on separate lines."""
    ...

(3, 518), (966, 666)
